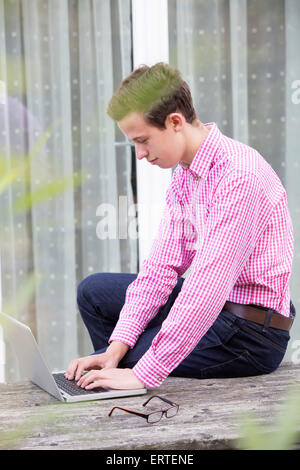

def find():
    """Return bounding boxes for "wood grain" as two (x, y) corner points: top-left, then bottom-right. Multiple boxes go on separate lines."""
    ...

(0, 362), (300, 450)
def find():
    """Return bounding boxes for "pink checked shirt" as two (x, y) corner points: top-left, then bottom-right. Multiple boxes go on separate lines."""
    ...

(109, 123), (294, 388)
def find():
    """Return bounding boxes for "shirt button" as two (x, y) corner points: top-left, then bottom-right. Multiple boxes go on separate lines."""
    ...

(157, 376), (163, 382)
(194, 175), (199, 181)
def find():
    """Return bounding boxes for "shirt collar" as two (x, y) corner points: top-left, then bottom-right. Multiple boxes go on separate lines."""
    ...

(179, 122), (222, 180)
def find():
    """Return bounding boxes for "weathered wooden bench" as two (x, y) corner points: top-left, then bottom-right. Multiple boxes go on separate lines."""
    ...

(0, 362), (300, 450)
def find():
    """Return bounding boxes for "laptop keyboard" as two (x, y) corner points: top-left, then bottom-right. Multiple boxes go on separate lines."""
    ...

(53, 372), (108, 396)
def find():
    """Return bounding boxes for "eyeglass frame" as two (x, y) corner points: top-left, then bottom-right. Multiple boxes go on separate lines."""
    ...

(108, 395), (180, 424)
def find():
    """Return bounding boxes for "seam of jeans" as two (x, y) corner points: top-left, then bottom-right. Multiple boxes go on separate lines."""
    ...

(199, 350), (250, 378)
(242, 349), (275, 374)
(240, 324), (286, 353)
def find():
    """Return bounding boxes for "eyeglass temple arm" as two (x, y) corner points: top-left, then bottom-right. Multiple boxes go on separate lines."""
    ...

(143, 395), (178, 407)
(108, 406), (148, 419)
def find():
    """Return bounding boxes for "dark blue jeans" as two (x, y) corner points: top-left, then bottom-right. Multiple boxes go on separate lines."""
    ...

(77, 272), (295, 380)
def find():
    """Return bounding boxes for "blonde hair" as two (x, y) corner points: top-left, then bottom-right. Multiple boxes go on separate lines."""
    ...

(107, 62), (197, 129)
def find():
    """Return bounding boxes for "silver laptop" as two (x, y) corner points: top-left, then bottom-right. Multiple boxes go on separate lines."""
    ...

(0, 312), (147, 402)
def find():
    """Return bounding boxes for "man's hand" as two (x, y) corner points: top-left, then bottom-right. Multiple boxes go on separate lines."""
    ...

(64, 352), (119, 381)
(64, 341), (131, 382)
(76, 368), (145, 390)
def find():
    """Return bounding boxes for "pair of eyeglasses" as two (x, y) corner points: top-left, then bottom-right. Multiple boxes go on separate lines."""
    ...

(108, 395), (179, 424)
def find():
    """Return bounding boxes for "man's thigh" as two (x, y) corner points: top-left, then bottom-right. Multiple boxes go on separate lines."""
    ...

(93, 274), (185, 359)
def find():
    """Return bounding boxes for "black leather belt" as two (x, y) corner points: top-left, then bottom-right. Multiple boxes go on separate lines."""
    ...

(224, 301), (293, 332)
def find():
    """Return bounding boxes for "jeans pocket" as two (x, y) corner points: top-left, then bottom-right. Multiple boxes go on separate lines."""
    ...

(242, 349), (280, 375)
(210, 310), (239, 344)
(239, 324), (287, 354)
(194, 311), (239, 351)
(194, 326), (223, 351)
(237, 322), (288, 374)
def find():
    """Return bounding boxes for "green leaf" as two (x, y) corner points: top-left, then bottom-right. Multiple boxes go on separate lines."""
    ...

(0, 119), (61, 194)
(2, 272), (37, 317)
(267, 386), (300, 450)
(236, 386), (300, 450)
(236, 413), (267, 450)
(12, 171), (83, 214)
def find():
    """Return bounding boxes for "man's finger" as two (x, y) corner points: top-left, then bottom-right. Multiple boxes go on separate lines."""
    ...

(74, 361), (89, 381)
(85, 380), (106, 390)
(65, 359), (86, 381)
(85, 376), (112, 390)
(82, 370), (115, 389)
(77, 369), (95, 387)
(65, 359), (79, 380)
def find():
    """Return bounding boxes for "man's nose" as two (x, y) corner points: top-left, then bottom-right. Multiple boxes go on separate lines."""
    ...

(135, 144), (149, 160)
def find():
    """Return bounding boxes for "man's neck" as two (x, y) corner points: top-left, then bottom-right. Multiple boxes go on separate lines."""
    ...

(181, 121), (211, 167)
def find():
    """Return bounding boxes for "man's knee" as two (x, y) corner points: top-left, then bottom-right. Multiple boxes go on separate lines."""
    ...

(77, 272), (109, 308)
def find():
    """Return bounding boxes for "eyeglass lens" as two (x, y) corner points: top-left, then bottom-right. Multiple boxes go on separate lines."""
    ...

(147, 411), (163, 423)
(166, 406), (178, 418)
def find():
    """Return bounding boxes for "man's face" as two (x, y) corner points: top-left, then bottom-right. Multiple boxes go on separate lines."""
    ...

(118, 112), (186, 169)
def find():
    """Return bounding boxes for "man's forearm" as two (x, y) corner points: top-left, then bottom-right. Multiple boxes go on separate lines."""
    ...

(106, 340), (130, 363)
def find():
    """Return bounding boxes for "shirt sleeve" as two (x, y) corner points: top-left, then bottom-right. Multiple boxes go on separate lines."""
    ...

(108, 172), (197, 349)
(132, 171), (273, 388)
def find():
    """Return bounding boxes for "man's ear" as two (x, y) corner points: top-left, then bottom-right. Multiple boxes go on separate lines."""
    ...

(166, 112), (185, 131)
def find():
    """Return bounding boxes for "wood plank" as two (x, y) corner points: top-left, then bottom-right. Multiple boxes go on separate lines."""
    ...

(0, 362), (300, 450)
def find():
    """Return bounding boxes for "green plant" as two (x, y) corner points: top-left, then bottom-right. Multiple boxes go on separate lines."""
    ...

(236, 385), (300, 450)
(0, 123), (83, 449)
(0, 121), (83, 212)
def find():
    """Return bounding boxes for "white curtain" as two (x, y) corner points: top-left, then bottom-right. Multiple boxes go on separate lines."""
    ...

(0, 0), (136, 381)
(168, 0), (300, 360)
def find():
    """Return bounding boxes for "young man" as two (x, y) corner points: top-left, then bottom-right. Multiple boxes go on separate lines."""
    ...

(65, 62), (295, 391)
